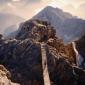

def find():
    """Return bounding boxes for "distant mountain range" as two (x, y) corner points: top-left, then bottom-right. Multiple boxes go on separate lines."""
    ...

(0, 13), (24, 35)
(4, 23), (24, 39)
(33, 6), (85, 43)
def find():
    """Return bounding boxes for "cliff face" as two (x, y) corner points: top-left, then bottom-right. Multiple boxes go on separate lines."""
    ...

(15, 19), (76, 63)
(33, 6), (85, 43)
(0, 19), (85, 85)
(75, 35), (85, 68)
(15, 19), (56, 41)
(76, 34), (85, 55)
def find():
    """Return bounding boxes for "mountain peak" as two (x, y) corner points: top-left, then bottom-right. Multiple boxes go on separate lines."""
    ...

(33, 6), (73, 21)
(40, 6), (62, 14)
(43, 6), (55, 10)
(33, 6), (73, 29)
(33, 6), (85, 43)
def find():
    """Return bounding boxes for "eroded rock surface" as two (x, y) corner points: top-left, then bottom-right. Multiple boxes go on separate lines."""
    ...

(0, 19), (85, 85)
(75, 35), (85, 68)
(0, 65), (20, 85)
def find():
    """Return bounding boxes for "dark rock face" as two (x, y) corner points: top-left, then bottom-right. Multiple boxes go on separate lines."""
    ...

(0, 39), (77, 85)
(0, 34), (3, 39)
(76, 35), (85, 68)
(16, 19), (56, 41)
(0, 39), (43, 85)
(16, 19), (76, 64)
(0, 19), (85, 85)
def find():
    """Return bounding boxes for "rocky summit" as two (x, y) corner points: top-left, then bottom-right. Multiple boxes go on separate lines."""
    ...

(0, 19), (85, 85)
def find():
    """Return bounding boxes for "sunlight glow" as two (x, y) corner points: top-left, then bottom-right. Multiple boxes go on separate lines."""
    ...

(0, 0), (84, 19)
(7, 2), (16, 8)
(12, 0), (20, 2)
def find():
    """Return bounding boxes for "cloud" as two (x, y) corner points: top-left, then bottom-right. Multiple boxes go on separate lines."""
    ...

(64, 0), (85, 3)
(0, 0), (10, 4)
(27, 0), (41, 3)
(63, 4), (75, 12)
(12, 0), (21, 2)
(79, 3), (85, 10)
(76, 3), (85, 19)
(0, 0), (85, 19)
(61, 0), (85, 8)
(7, 2), (16, 8)
(0, 0), (42, 12)
(0, 0), (41, 5)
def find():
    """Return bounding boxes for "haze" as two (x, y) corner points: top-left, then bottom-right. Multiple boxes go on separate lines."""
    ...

(0, 0), (85, 19)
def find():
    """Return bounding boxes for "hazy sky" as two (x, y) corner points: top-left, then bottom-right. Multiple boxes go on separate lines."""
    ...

(0, 0), (85, 19)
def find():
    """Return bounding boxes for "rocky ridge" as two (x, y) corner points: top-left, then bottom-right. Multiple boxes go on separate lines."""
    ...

(0, 19), (85, 85)
(33, 6), (85, 42)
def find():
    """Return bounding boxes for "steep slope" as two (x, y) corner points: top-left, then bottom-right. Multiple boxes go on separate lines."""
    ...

(62, 18), (85, 42)
(33, 6), (85, 42)
(0, 20), (85, 85)
(33, 6), (73, 23)
(75, 34), (85, 68)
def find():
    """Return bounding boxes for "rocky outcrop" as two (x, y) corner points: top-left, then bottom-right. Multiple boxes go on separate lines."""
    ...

(0, 19), (85, 85)
(15, 19), (56, 41)
(0, 65), (20, 85)
(16, 19), (76, 64)
(75, 34), (85, 68)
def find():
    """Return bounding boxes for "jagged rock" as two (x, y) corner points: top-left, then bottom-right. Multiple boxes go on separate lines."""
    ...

(47, 38), (77, 65)
(0, 37), (82, 85)
(76, 35), (85, 56)
(0, 39), (43, 85)
(0, 20), (85, 85)
(0, 34), (3, 39)
(16, 19), (56, 42)
(0, 65), (20, 85)
(16, 19), (76, 64)
(76, 35), (85, 68)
